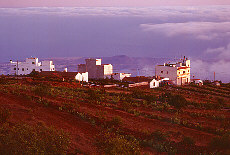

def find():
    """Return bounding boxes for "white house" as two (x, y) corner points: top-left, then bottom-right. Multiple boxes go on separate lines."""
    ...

(78, 58), (113, 79)
(191, 79), (203, 86)
(150, 77), (169, 88)
(40, 71), (88, 82)
(75, 72), (88, 82)
(112, 73), (131, 81)
(10, 58), (55, 75)
(155, 56), (190, 85)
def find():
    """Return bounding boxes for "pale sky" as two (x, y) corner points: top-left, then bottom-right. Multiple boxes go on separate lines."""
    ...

(0, 0), (230, 7)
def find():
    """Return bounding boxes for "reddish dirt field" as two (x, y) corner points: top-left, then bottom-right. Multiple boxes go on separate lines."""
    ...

(0, 79), (229, 154)
(0, 92), (98, 154)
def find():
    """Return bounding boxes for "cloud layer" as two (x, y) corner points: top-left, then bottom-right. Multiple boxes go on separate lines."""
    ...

(0, 6), (230, 82)
(0, 0), (229, 7)
(1, 6), (230, 20)
(140, 22), (230, 40)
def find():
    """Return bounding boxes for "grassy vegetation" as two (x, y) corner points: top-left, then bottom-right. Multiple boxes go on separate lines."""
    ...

(0, 104), (70, 154)
(0, 77), (229, 154)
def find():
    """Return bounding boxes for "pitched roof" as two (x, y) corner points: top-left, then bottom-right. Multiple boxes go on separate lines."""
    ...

(40, 71), (79, 79)
(122, 76), (153, 83)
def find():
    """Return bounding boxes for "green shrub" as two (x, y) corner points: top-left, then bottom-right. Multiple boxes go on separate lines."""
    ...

(95, 130), (140, 155)
(151, 130), (168, 142)
(105, 116), (122, 128)
(168, 94), (187, 110)
(33, 84), (51, 101)
(0, 123), (70, 154)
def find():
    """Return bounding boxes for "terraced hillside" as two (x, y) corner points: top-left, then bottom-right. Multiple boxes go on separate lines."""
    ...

(0, 77), (229, 154)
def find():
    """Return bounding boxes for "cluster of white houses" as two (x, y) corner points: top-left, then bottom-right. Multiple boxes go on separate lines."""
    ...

(10, 58), (55, 75)
(10, 56), (197, 88)
(9, 57), (131, 82)
(150, 56), (191, 88)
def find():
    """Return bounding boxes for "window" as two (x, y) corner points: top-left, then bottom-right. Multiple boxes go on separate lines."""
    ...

(153, 82), (155, 86)
(14, 68), (16, 70)
(33, 69), (35, 72)
(32, 62), (35, 64)
(40, 69), (42, 71)
(167, 71), (168, 74)
(22, 68), (24, 71)
(27, 68), (28, 70)
(161, 71), (163, 74)
(188, 70), (190, 73)
(183, 71), (185, 74)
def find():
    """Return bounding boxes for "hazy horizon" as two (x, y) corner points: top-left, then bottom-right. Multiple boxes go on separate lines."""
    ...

(0, 6), (229, 82)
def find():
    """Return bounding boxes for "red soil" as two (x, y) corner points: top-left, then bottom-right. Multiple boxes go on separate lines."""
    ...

(0, 93), (98, 154)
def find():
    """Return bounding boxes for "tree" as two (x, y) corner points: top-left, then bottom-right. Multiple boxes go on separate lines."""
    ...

(168, 94), (187, 110)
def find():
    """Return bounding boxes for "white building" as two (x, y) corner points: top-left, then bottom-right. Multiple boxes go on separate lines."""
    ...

(112, 73), (131, 81)
(191, 79), (203, 86)
(10, 58), (55, 75)
(155, 57), (190, 85)
(75, 72), (88, 82)
(40, 71), (88, 82)
(78, 58), (113, 79)
(150, 77), (169, 88)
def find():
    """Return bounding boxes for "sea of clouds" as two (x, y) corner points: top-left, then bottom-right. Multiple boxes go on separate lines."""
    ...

(0, 6), (229, 82)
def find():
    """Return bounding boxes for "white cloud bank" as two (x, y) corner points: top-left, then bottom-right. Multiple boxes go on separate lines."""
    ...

(192, 43), (230, 82)
(0, 6), (230, 20)
(140, 22), (230, 40)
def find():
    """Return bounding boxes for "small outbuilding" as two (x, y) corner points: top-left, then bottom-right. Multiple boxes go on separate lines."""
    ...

(150, 77), (169, 88)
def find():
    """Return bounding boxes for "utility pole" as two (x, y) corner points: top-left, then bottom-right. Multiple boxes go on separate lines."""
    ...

(16, 60), (18, 76)
(214, 72), (215, 82)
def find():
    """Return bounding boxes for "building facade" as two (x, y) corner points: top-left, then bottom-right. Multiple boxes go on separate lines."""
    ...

(10, 58), (55, 75)
(150, 77), (169, 88)
(112, 73), (131, 81)
(155, 57), (190, 85)
(40, 71), (88, 82)
(78, 58), (113, 79)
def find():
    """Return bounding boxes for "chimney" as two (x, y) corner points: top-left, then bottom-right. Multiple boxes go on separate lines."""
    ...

(64, 68), (68, 72)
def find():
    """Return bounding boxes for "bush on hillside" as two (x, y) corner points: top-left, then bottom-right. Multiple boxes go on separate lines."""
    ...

(168, 94), (187, 110)
(0, 123), (70, 154)
(95, 130), (140, 155)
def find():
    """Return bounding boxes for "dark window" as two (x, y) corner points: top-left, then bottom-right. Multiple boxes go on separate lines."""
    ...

(22, 68), (24, 71)
(183, 71), (185, 74)
(33, 69), (35, 72)
(40, 69), (42, 71)
(167, 71), (168, 74)
(188, 70), (190, 72)
(32, 62), (35, 64)
(153, 82), (155, 86)
(14, 68), (16, 70)
(27, 68), (28, 70)
(18, 68), (19, 70)
(161, 71), (163, 74)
